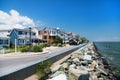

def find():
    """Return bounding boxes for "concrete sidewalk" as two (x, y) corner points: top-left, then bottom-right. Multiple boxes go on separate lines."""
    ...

(0, 46), (59, 57)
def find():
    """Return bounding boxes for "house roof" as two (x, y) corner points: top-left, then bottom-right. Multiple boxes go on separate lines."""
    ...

(11, 28), (35, 33)
(0, 33), (9, 39)
(0, 30), (10, 39)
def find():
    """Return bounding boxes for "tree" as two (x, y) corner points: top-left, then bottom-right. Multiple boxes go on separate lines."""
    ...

(69, 39), (77, 45)
(81, 37), (87, 43)
(53, 36), (63, 44)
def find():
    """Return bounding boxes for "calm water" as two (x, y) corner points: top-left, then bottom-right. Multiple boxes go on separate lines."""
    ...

(94, 42), (120, 75)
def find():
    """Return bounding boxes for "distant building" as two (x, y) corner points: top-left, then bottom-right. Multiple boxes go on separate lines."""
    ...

(0, 30), (10, 48)
(9, 28), (37, 46)
(58, 30), (74, 44)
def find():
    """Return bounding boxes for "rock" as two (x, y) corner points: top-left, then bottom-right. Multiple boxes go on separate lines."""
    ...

(71, 54), (78, 59)
(72, 58), (79, 63)
(78, 55), (84, 60)
(78, 74), (90, 80)
(81, 61), (88, 66)
(68, 67), (88, 80)
(90, 73), (98, 80)
(51, 65), (61, 72)
(48, 74), (67, 80)
(69, 64), (76, 68)
(83, 54), (92, 61)
(69, 67), (88, 77)
(98, 68), (108, 75)
(61, 63), (68, 69)
(50, 71), (65, 78)
(66, 60), (73, 65)
(98, 77), (104, 80)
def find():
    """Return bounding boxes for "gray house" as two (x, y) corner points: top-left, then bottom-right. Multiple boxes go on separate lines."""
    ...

(0, 30), (10, 48)
(9, 28), (37, 46)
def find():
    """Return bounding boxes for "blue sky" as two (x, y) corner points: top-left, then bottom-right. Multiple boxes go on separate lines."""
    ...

(0, 0), (120, 41)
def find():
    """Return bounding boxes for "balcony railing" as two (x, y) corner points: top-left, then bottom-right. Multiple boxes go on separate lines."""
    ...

(18, 35), (37, 39)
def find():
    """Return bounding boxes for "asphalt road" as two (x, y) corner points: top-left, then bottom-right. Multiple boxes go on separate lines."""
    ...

(0, 44), (85, 77)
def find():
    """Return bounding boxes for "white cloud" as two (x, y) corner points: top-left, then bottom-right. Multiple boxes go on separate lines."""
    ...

(0, 9), (35, 30)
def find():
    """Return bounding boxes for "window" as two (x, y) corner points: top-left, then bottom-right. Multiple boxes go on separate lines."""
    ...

(0, 39), (3, 44)
(4, 40), (8, 44)
(39, 31), (42, 34)
(44, 31), (48, 33)
(52, 31), (54, 34)
(19, 31), (22, 35)
(33, 33), (36, 35)
(25, 32), (27, 35)
(43, 36), (47, 39)
(19, 39), (24, 44)
(8, 30), (11, 33)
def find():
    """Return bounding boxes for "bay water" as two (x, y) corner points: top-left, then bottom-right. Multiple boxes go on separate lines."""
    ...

(94, 42), (120, 75)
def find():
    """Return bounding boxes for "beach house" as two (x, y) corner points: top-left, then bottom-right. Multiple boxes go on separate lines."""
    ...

(0, 30), (10, 48)
(38, 27), (58, 43)
(9, 28), (37, 46)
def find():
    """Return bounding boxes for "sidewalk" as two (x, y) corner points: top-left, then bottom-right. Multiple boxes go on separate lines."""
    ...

(0, 46), (59, 57)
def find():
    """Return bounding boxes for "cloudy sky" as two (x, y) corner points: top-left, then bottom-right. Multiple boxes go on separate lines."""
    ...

(0, 9), (35, 30)
(0, 0), (120, 41)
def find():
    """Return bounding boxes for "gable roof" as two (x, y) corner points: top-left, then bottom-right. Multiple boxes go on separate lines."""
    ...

(0, 33), (9, 39)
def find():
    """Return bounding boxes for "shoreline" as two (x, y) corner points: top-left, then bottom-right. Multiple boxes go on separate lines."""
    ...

(94, 42), (120, 79)
(47, 42), (120, 80)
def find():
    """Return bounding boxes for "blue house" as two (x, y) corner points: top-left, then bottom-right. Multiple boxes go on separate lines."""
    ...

(10, 28), (37, 46)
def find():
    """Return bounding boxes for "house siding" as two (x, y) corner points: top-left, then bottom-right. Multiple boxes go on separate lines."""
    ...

(10, 29), (19, 46)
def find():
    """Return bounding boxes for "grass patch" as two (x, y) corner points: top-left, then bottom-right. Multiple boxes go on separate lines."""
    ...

(36, 61), (52, 80)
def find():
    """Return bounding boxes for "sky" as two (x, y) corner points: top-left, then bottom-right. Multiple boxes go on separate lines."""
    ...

(0, 0), (120, 41)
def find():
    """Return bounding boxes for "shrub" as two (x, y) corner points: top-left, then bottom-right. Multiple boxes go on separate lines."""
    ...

(32, 46), (43, 52)
(40, 43), (48, 48)
(58, 44), (63, 47)
(52, 43), (57, 46)
(81, 37), (88, 43)
(36, 61), (52, 78)
(20, 45), (45, 52)
(3, 45), (8, 49)
(21, 46), (30, 52)
(53, 36), (63, 44)
(52, 36), (63, 47)
(10, 41), (14, 48)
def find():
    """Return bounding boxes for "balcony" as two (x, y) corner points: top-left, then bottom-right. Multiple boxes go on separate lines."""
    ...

(18, 35), (37, 39)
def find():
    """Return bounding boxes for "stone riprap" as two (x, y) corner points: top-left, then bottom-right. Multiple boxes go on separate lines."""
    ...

(47, 42), (118, 80)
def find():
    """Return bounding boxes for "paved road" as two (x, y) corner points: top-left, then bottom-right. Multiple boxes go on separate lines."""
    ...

(0, 44), (86, 77)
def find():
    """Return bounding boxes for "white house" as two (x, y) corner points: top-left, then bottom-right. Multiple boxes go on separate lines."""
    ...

(0, 30), (10, 48)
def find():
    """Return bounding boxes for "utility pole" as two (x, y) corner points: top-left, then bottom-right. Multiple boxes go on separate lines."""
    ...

(64, 32), (65, 45)
(29, 27), (32, 46)
(15, 39), (17, 53)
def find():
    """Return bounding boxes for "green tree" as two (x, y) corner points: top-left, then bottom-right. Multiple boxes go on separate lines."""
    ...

(10, 41), (13, 48)
(53, 36), (63, 44)
(81, 37), (87, 43)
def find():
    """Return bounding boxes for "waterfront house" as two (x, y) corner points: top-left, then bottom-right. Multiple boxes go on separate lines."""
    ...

(0, 30), (10, 48)
(9, 28), (37, 46)
(38, 27), (58, 43)
(58, 31), (74, 44)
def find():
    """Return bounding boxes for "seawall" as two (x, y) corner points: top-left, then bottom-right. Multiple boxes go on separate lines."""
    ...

(47, 42), (119, 80)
